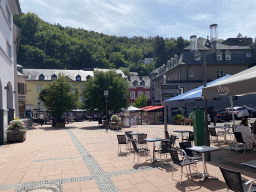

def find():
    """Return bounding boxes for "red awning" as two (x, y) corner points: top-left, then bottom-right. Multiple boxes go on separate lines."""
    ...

(140, 106), (164, 111)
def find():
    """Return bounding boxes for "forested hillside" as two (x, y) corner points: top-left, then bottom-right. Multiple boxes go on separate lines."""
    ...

(14, 12), (188, 76)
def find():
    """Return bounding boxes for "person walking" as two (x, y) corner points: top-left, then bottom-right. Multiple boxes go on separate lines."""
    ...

(39, 114), (44, 126)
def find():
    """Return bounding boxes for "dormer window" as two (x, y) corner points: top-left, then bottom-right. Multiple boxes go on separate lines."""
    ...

(86, 75), (91, 80)
(225, 50), (231, 60)
(133, 80), (138, 86)
(76, 75), (81, 81)
(140, 81), (145, 86)
(51, 74), (57, 80)
(216, 50), (223, 61)
(39, 74), (45, 81)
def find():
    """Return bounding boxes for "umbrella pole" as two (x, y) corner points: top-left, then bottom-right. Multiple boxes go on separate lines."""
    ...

(230, 96), (236, 131)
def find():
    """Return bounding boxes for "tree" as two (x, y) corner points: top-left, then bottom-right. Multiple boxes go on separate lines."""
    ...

(39, 74), (79, 121)
(82, 70), (129, 113)
(237, 33), (243, 38)
(133, 93), (148, 108)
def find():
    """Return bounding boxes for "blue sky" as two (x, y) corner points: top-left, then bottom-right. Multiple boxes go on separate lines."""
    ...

(19, 0), (256, 40)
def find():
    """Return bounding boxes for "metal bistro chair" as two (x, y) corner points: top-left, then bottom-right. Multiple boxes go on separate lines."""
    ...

(219, 165), (256, 192)
(170, 134), (179, 147)
(131, 140), (151, 164)
(234, 132), (248, 154)
(125, 131), (133, 150)
(169, 149), (198, 184)
(209, 127), (222, 143)
(117, 135), (129, 154)
(179, 141), (202, 163)
(156, 140), (172, 167)
(137, 134), (148, 149)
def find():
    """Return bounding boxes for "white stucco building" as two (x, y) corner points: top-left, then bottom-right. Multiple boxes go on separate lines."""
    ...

(0, 0), (21, 144)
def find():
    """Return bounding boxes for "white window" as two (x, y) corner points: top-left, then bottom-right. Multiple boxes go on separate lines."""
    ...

(217, 55), (222, 60)
(6, 5), (11, 25)
(225, 55), (231, 60)
(189, 71), (194, 78)
(130, 91), (135, 99)
(73, 85), (78, 92)
(37, 85), (43, 93)
(6, 40), (11, 59)
(217, 70), (224, 78)
(138, 91), (143, 98)
(145, 91), (150, 99)
(195, 57), (201, 61)
(216, 50), (223, 61)
(225, 50), (231, 60)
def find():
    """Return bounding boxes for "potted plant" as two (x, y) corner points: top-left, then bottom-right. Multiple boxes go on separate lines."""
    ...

(7, 118), (27, 142)
(110, 115), (121, 129)
(173, 114), (185, 125)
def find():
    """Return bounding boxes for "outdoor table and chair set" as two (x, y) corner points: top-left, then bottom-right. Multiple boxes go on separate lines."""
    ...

(117, 130), (220, 182)
(117, 128), (256, 190)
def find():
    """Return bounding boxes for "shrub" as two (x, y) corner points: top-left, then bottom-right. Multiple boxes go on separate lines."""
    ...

(7, 119), (27, 133)
(110, 115), (121, 122)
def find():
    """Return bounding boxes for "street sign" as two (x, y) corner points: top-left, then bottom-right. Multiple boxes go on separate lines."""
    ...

(161, 85), (179, 89)
(161, 92), (179, 98)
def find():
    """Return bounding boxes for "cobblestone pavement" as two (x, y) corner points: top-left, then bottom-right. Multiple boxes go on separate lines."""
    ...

(0, 120), (256, 192)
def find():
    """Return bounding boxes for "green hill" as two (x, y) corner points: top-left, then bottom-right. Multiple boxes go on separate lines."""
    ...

(14, 12), (188, 76)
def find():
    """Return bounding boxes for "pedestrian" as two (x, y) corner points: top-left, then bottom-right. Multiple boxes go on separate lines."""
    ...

(236, 118), (256, 149)
(39, 114), (44, 126)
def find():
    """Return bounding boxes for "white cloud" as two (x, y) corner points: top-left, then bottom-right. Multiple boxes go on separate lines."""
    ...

(188, 14), (214, 21)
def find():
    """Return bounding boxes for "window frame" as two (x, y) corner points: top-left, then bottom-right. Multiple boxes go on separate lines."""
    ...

(6, 40), (11, 59)
(217, 70), (224, 78)
(130, 91), (135, 99)
(76, 75), (81, 81)
(138, 91), (143, 98)
(37, 84), (43, 93)
(145, 91), (150, 99)
(39, 74), (45, 81)
(51, 74), (57, 80)
(189, 71), (194, 78)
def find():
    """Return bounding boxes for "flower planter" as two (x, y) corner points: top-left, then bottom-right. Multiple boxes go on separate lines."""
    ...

(7, 131), (26, 142)
(54, 122), (65, 128)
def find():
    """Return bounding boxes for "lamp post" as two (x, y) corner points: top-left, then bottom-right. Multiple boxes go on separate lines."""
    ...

(104, 90), (108, 131)
(190, 24), (218, 160)
(163, 75), (168, 139)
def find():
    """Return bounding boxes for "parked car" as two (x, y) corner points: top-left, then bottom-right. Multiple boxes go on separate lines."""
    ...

(226, 107), (249, 119)
(215, 110), (231, 122)
(243, 105), (256, 118)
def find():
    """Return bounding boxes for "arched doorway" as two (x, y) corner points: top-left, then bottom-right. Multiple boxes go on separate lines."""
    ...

(6, 82), (14, 124)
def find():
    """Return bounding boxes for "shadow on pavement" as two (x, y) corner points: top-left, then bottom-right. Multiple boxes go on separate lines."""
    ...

(80, 126), (106, 130)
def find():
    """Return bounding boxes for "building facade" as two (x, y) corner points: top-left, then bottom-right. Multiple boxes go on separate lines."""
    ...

(23, 69), (94, 112)
(17, 66), (27, 118)
(0, 0), (21, 144)
(127, 76), (151, 105)
(149, 37), (256, 123)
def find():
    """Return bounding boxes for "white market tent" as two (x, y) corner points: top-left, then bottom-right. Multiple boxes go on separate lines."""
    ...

(202, 65), (256, 128)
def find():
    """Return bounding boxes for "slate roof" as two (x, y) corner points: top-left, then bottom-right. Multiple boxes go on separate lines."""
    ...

(23, 69), (94, 81)
(184, 37), (252, 51)
(153, 37), (254, 81)
(127, 76), (150, 88)
(93, 68), (126, 78)
(181, 50), (254, 65)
